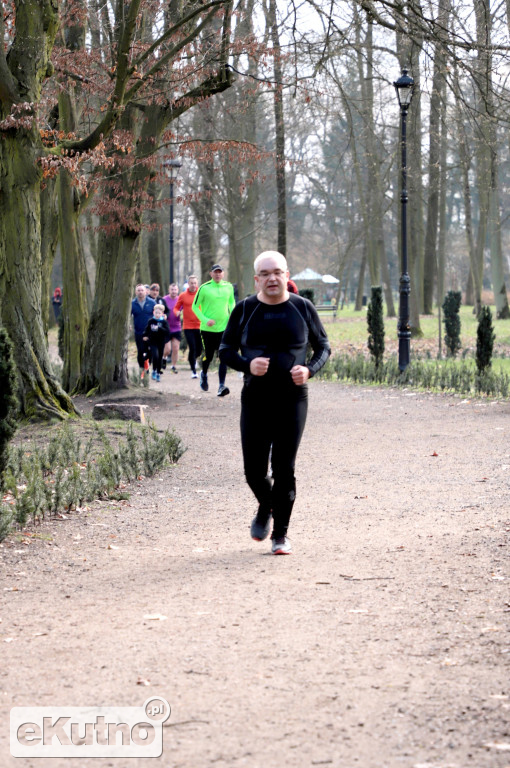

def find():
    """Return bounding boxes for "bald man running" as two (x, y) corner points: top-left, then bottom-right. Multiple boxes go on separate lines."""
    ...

(219, 251), (330, 554)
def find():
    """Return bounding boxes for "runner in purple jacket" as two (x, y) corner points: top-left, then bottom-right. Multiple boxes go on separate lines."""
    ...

(163, 283), (182, 373)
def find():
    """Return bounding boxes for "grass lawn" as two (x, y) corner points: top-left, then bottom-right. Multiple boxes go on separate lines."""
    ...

(319, 304), (510, 359)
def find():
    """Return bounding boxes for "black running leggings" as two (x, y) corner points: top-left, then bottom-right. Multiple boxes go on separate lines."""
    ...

(240, 381), (308, 538)
(200, 330), (227, 384)
(135, 334), (149, 368)
(184, 329), (202, 373)
(149, 342), (165, 373)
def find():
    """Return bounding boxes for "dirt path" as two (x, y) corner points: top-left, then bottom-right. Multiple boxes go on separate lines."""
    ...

(1, 367), (509, 767)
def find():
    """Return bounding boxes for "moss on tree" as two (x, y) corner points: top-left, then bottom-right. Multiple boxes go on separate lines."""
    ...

(0, 327), (18, 490)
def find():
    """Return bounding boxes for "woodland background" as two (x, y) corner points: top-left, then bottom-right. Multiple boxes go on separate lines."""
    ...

(1, 0), (510, 419)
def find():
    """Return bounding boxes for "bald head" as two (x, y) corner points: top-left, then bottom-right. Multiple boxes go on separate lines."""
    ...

(254, 251), (290, 305)
(254, 251), (288, 273)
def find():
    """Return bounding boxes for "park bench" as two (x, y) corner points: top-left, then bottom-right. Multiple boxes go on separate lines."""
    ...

(316, 304), (338, 319)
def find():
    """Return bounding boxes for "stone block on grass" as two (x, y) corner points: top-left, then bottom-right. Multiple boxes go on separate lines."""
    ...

(92, 403), (148, 423)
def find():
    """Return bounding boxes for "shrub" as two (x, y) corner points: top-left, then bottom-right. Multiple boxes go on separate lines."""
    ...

(299, 288), (315, 304)
(367, 286), (385, 371)
(0, 420), (186, 541)
(0, 504), (13, 541)
(442, 290), (462, 357)
(476, 306), (495, 374)
(317, 352), (509, 399)
(0, 327), (18, 491)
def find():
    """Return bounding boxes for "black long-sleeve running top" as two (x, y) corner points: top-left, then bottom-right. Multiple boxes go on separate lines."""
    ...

(219, 293), (331, 382)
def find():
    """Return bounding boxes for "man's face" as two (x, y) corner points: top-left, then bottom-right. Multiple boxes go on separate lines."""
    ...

(211, 269), (223, 283)
(136, 285), (146, 300)
(149, 285), (159, 298)
(188, 277), (198, 293)
(169, 284), (179, 299)
(254, 256), (289, 301)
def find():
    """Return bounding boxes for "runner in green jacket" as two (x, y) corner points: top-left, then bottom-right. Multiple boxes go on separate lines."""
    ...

(192, 264), (235, 396)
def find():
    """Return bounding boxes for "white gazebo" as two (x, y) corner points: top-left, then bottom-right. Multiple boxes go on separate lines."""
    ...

(291, 269), (340, 285)
(291, 268), (339, 305)
(291, 268), (323, 281)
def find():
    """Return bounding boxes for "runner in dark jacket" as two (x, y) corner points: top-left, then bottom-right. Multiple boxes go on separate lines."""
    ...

(143, 305), (171, 382)
(131, 284), (156, 373)
(219, 251), (330, 555)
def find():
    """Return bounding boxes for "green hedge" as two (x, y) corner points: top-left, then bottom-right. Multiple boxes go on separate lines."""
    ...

(317, 353), (510, 398)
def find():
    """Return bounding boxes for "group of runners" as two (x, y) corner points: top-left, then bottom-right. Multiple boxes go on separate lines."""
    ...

(131, 252), (331, 555)
(131, 265), (234, 395)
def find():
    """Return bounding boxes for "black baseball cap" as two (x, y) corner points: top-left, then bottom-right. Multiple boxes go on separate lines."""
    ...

(210, 264), (223, 272)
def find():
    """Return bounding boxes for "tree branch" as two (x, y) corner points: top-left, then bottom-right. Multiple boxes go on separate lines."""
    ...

(130, 0), (229, 72)
(0, 1), (20, 106)
(163, 66), (235, 124)
(124, 7), (223, 103)
(59, 0), (230, 154)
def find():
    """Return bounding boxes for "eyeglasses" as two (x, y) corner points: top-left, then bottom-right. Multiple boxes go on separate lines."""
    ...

(256, 269), (286, 279)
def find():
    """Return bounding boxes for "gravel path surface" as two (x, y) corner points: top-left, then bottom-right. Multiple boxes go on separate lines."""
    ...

(1, 367), (509, 767)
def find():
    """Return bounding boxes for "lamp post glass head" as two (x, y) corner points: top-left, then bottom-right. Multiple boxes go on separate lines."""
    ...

(163, 158), (182, 181)
(394, 69), (414, 108)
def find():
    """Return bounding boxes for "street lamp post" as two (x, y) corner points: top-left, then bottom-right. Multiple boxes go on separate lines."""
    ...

(393, 68), (415, 372)
(163, 158), (182, 285)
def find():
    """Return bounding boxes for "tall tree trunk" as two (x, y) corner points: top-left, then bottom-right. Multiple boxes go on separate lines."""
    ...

(479, 3), (510, 318)
(408, 43), (424, 335)
(0, 129), (77, 418)
(225, 187), (258, 298)
(220, 0), (258, 298)
(355, 245), (367, 311)
(329, 203), (357, 308)
(0, 0), (76, 418)
(465, 270), (475, 307)
(437, 98), (448, 357)
(267, 0), (286, 255)
(181, 208), (196, 282)
(354, 12), (378, 287)
(423, 0), (450, 314)
(195, 182), (216, 282)
(40, 179), (59, 336)
(337, 62), (375, 305)
(488, 155), (510, 317)
(192, 104), (217, 281)
(188, 6), (234, 282)
(146, 181), (166, 289)
(363, 14), (395, 316)
(78, 231), (139, 393)
(58, 168), (89, 392)
(473, 0), (492, 313)
(363, 15), (380, 286)
(57, 1), (89, 392)
(453, 63), (480, 313)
